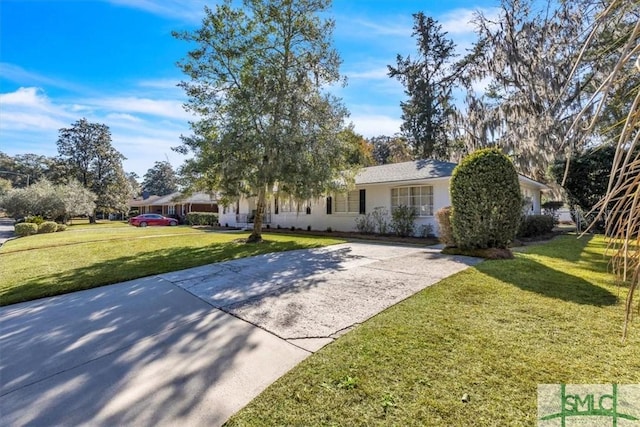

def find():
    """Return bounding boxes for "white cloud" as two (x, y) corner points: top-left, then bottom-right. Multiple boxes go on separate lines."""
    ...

(0, 87), (76, 131)
(0, 86), (191, 176)
(346, 67), (389, 80)
(106, 0), (210, 23)
(0, 86), (43, 107)
(138, 78), (182, 90)
(85, 96), (192, 121)
(106, 113), (143, 123)
(350, 18), (411, 38)
(349, 114), (402, 138)
(0, 63), (89, 93)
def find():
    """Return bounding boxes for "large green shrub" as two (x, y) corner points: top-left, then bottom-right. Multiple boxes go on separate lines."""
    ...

(56, 223), (67, 232)
(450, 148), (523, 249)
(38, 221), (58, 234)
(15, 223), (38, 237)
(186, 212), (218, 226)
(435, 206), (455, 246)
(541, 200), (564, 225)
(517, 215), (554, 238)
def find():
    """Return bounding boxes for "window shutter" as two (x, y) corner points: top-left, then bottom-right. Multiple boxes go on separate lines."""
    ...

(326, 196), (332, 214)
(274, 196), (279, 215)
(359, 189), (366, 214)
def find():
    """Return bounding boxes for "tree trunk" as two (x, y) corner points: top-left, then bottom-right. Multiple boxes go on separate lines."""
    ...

(247, 187), (266, 243)
(89, 211), (96, 224)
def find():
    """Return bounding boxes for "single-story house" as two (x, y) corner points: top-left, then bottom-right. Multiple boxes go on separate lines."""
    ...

(128, 192), (219, 218)
(218, 159), (548, 236)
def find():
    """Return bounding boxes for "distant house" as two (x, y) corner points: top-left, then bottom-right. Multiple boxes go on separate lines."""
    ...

(218, 159), (548, 236)
(128, 192), (219, 218)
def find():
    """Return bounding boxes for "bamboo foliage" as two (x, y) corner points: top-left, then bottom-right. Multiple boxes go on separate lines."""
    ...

(567, 0), (639, 339)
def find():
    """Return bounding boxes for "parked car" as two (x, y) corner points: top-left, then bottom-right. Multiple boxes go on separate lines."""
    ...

(128, 214), (178, 227)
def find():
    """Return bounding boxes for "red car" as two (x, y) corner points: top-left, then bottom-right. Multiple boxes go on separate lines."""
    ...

(128, 214), (178, 227)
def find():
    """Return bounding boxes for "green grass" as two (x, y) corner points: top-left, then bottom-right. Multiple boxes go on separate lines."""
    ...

(0, 224), (344, 306)
(226, 235), (640, 426)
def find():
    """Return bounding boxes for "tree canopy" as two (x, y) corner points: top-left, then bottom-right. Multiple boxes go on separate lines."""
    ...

(142, 161), (179, 196)
(368, 135), (413, 165)
(0, 152), (64, 187)
(56, 118), (131, 221)
(174, 0), (353, 242)
(0, 179), (96, 221)
(457, 0), (594, 180)
(388, 13), (457, 160)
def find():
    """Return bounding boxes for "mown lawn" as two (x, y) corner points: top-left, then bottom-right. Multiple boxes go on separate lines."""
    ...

(0, 223), (344, 306)
(226, 235), (639, 426)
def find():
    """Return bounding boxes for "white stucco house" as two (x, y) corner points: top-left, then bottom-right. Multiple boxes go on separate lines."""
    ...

(218, 159), (548, 236)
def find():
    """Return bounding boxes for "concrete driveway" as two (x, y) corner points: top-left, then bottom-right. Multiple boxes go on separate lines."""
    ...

(0, 241), (481, 426)
(0, 218), (15, 246)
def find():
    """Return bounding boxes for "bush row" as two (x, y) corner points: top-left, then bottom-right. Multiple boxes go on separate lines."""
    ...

(517, 215), (554, 238)
(353, 206), (431, 237)
(186, 212), (219, 226)
(14, 221), (67, 237)
(437, 207), (556, 245)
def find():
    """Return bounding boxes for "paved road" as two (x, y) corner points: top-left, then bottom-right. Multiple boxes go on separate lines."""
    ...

(0, 218), (15, 245)
(0, 242), (481, 426)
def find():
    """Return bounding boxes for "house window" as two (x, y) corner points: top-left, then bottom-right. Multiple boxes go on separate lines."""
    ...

(334, 190), (360, 213)
(391, 186), (433, 216)
(167, 205), (176, 215)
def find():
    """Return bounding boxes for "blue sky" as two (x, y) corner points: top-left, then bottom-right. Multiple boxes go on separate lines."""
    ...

(0, 0), (499, 177)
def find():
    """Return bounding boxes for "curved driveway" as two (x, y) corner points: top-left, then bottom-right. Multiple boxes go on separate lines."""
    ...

(0, 241), (481, 426)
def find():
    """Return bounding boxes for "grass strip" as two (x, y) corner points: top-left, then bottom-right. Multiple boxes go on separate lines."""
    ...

(0, 228), (344, 306)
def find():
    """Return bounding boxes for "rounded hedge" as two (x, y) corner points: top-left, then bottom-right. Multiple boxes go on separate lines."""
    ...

(38, 221), (58, 234)
(450, 148), (522, 249)
(15, 223), (38, 237)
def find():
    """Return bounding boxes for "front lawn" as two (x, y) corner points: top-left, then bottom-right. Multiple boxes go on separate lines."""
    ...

(0, 225), (344, 306)
(226, 235), (639, 426)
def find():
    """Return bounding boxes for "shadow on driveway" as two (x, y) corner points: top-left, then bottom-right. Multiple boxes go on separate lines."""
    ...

(0, 277), (306, 426)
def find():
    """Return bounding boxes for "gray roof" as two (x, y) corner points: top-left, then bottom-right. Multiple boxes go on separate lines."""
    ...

(132, 192), (218, 206)
(355, 159), (457, 185)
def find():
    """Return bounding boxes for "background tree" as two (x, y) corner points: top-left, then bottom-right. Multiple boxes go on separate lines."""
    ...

(0, 178), (11, 196)
(563, 0), (639, 339)
(57, 118), (131, 222)
(142, 161), (179, 196)
(57, 180), (97, 222)
(174, 0), (352, 243)
(0, 179), (95, 221)
(0, 152), (65, 187)
(369, 135), (413, 165)
(340, 129), (375, 167)
(126, 172), (141, 198)
(458, 0), (594, 180)
(549, 145), (617, 231)
(388, 13), (457, 160)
